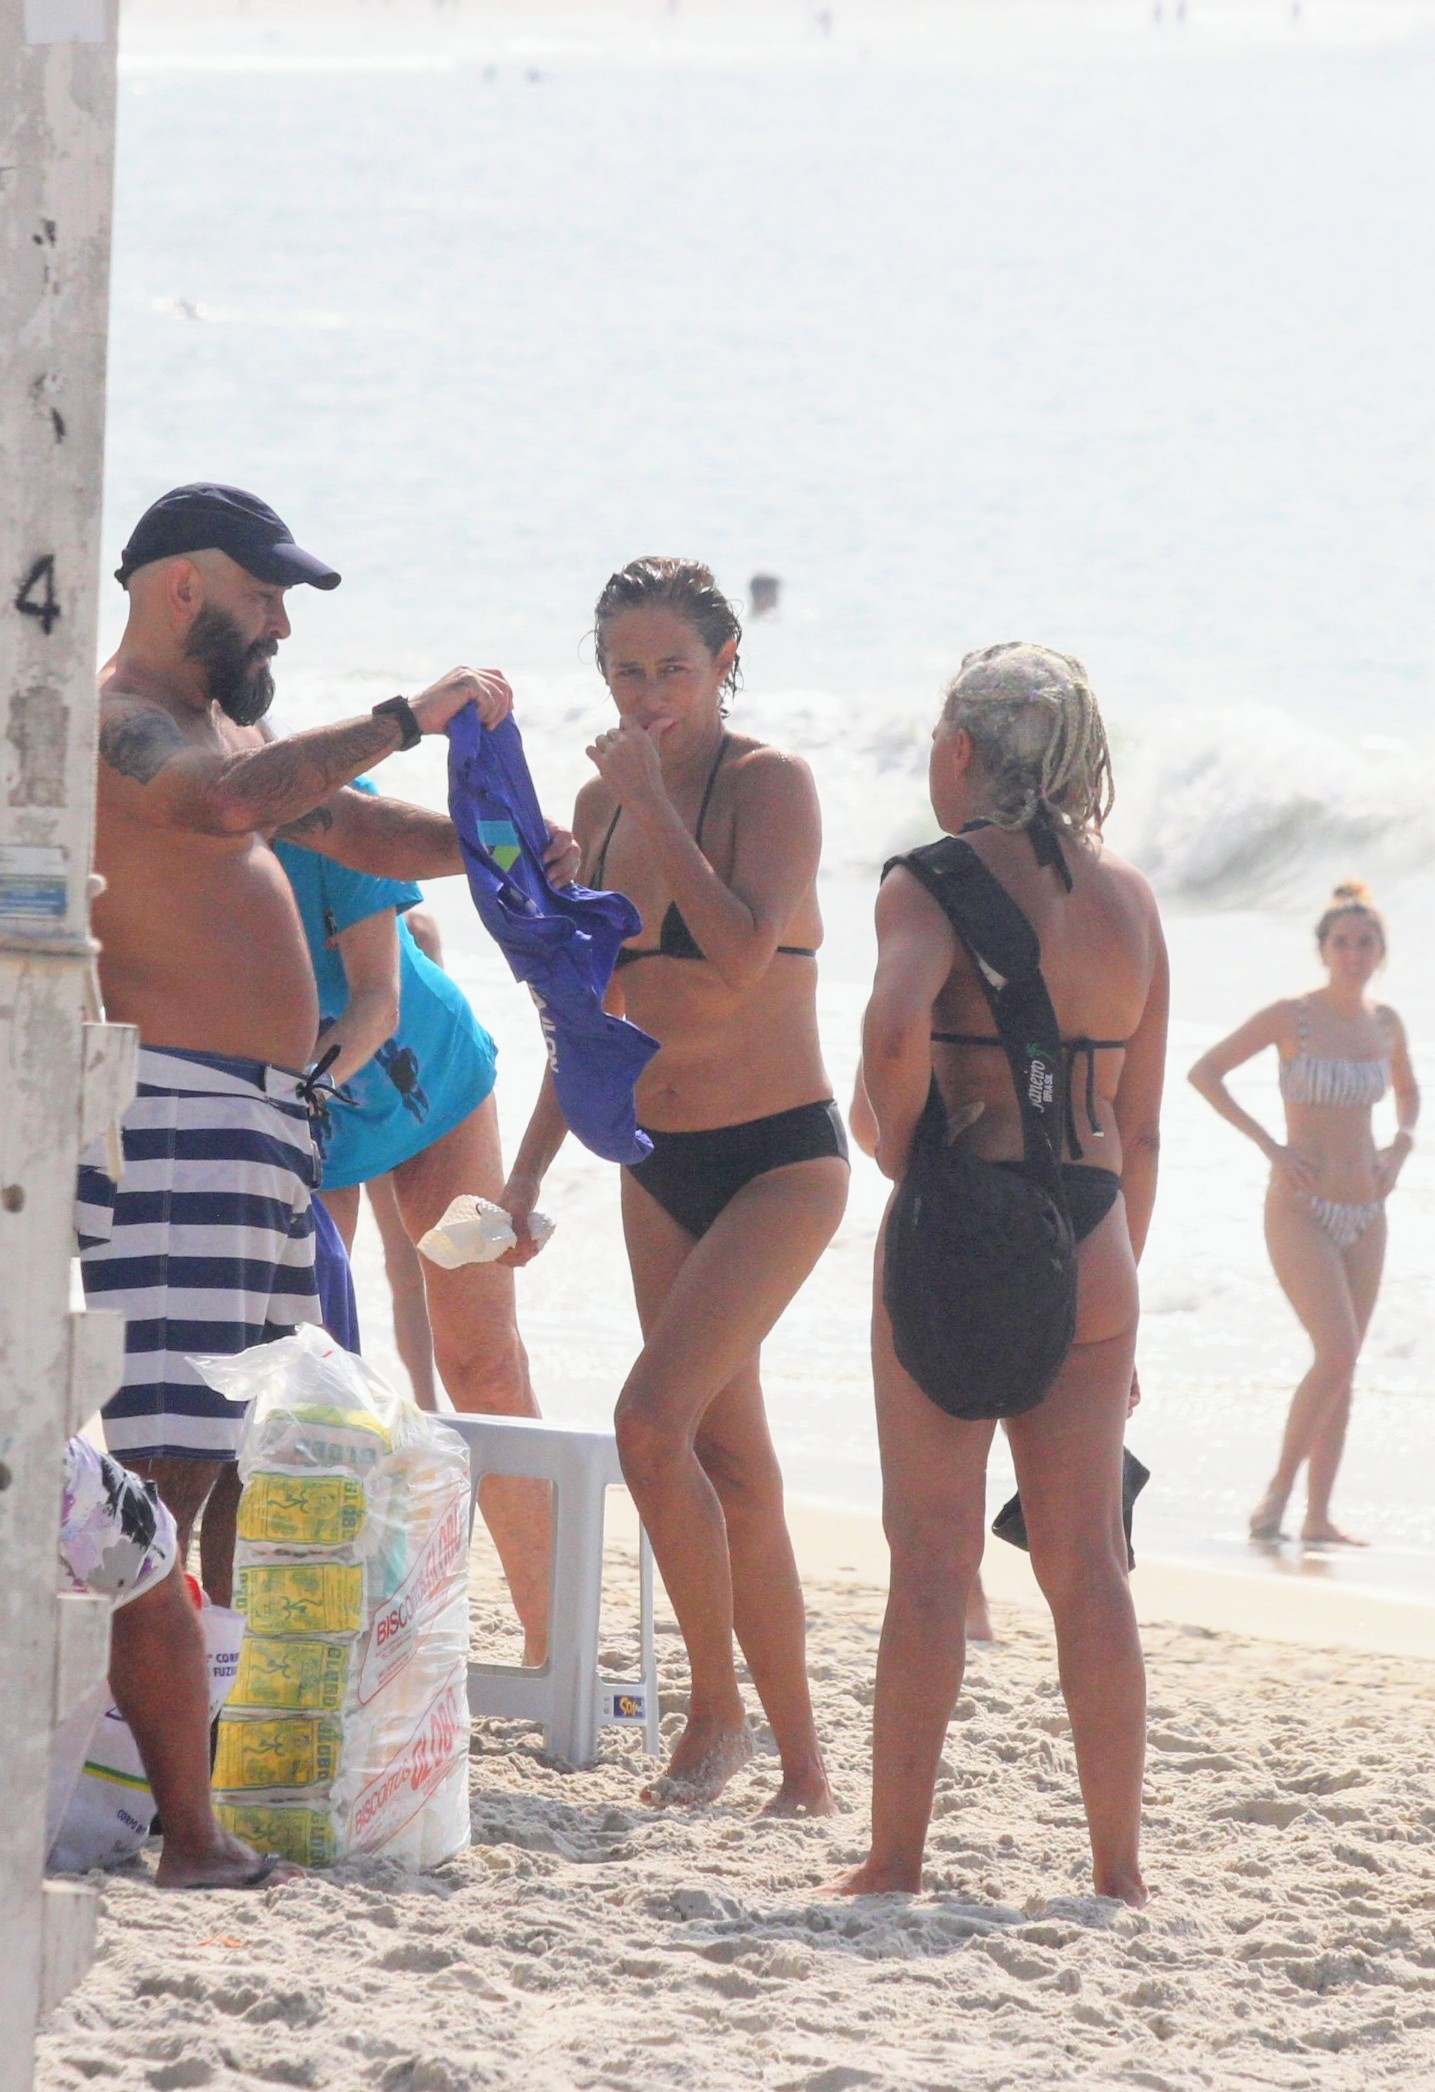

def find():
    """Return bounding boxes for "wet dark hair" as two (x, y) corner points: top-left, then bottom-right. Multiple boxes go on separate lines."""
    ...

(1316, 880), (1386, 957)
(592, 557), (743, 702)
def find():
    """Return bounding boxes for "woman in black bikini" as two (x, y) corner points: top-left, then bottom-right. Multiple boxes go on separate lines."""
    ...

(832, 644), (1167, 1908)
(502, 557), (848, 1812)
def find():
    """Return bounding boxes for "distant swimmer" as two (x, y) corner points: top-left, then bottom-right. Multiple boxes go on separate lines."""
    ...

(832, 644), (1167, 1910)
(748, 572), (781, 620)
(1189, 884), (1419, 1548)
(501, 556), (848, 1815)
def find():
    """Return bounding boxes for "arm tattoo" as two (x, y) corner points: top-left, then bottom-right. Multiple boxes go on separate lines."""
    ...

(275, 802), (336, 842)
(322, 789), (464, 879)
(218, 716), (402, 833)
(98, 707), (187, 785)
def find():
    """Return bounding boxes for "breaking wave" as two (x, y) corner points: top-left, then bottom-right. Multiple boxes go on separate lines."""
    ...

(1108, 707), (1435, 907)
(284, 668), (1435, 912)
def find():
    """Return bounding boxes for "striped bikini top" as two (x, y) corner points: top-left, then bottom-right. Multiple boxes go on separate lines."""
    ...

(1278, 997), (1390, 1108)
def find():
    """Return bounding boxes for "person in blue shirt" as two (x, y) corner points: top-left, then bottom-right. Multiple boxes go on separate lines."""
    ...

(359, 905), (446, 1412)
(274, 800), (551, 1664)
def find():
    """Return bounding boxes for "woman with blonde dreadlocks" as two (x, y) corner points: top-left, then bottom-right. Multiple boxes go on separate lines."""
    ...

(832, 645), (1168, 1908)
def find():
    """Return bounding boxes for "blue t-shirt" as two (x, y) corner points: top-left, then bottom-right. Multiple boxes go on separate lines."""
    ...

(273, 832), (497, 1190)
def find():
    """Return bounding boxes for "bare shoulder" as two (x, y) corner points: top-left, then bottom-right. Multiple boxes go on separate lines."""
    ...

(96, 694), (189, 787)
(874, 859), (951, 935)
(724, 738), (818, 807)
(573, 773), (613, 846)
(1242, 993), (1300, 1024)
(1255, 996), (1303, 1048)
(1085, 836), (1160, 917)
(1376, 1001), (1407, 1041)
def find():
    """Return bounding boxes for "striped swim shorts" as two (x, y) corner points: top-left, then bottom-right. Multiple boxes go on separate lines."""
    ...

(77, 1046), (323, 1463)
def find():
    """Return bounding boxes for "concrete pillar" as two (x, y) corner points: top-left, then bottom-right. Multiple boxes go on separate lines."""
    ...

(0, 4), (127, 2084)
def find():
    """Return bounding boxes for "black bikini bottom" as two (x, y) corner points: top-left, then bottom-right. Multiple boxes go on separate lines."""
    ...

(995, 1161), (1122, 1244)
(625, 1099), (850, 1240)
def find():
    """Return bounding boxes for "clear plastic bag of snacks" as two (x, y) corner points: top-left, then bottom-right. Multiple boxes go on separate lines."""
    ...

(197, 1325), (472, 1871)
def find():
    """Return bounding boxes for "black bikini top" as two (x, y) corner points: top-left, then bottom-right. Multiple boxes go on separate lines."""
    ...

(927, 813), (1128, 1161)
(592, 732), (818, 970)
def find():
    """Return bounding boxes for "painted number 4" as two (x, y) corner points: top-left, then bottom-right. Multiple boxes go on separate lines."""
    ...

(16, 554), (61, 636)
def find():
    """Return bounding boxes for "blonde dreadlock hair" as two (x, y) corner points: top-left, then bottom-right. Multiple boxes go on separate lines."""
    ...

(939, 642), (1114, 838)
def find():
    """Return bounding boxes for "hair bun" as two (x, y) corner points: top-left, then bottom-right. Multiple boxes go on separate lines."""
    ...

(1314, 878), (1386, 955)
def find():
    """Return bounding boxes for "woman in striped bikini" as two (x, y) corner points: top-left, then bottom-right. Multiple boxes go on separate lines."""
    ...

(1188, 884), (1419, 1546)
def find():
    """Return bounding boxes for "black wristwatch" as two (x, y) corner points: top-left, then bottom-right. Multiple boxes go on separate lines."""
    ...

(372, 694), (421, 750)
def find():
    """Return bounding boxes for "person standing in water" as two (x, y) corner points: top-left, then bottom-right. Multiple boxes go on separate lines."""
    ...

(834, 645), (1166, 1909)
(502, 557), (848, 1813)
(1188, 883), (1418, 1547)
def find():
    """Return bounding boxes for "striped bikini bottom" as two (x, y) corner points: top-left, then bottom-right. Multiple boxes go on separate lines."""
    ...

(1306, 1194), (1384, 1252)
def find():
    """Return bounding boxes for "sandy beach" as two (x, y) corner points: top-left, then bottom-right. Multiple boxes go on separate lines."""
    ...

(37, 1506), (1435, 2092)
(28, 3), (1435, 2085)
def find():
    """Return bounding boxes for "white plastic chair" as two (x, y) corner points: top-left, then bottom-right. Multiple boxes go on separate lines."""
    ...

(440, 1413), (660, 1767)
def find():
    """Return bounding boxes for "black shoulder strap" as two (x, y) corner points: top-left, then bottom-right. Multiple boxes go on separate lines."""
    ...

(693, 734), (730, 850)
(883, 836), (1067, 1200)
(886, 836), (1043, 985)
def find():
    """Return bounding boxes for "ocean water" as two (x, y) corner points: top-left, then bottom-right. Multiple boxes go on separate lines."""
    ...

(102, 0), (1435, 1603)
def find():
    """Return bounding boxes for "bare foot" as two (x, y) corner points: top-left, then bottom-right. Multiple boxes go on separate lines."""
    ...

(760, 1759), (836, 1818)
(965, 1585), (995, 1643)
(641, 1714), (754, 1808)
(156, 1832), (303, 1891)
(1094, 1867), (1149, 1909)
(1301, 1521), (1368, 1547)
(1249, 1487), (1290, 1542)
(822, 1855), (919, 1897)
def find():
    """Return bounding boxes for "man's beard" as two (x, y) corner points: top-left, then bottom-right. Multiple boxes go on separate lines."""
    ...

(185, 604), (277, 726)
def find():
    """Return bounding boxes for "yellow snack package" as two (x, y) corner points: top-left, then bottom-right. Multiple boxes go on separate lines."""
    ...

(214, 1713), (343, 1792)
(238, 1471), (366, 1549)
(231, 1636), (351, 1713)
(215, 1801), (337, 1867)
(249, 1403), (394, 1474)
(287, 1403), (391, 1447)
(235, 1562), (364, 1637)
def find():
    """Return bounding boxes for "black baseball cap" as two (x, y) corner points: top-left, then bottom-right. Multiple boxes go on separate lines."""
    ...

(115, 483), (341, 590)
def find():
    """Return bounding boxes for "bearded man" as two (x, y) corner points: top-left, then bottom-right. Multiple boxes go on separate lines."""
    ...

(81, 484), (569, 1593)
